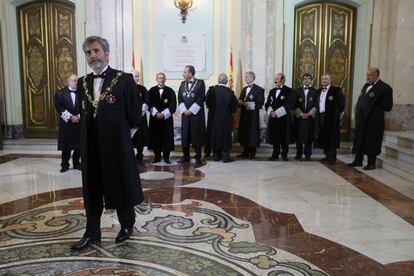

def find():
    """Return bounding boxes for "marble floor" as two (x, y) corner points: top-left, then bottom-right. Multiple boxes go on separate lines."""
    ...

(0, 151), (413, 275)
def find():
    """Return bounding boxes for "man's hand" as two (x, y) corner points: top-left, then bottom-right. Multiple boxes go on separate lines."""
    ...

(184, 110), (192, 116)
(70, 116), (79, 123)
(156, 112), (164, 119)
(301, 113), (309, 119)
(271, 111), (277, 118)
(238, 100), (244, 107)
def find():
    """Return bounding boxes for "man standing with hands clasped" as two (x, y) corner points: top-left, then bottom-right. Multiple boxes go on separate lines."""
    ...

(71, 36), (144, 251)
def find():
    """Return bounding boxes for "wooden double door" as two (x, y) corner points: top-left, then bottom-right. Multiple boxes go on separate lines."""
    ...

(293, 2), (356, 138)
(19, 0), (77, 137)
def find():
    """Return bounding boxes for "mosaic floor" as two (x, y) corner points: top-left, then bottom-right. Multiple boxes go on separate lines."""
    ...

(0, 153), (413, 275)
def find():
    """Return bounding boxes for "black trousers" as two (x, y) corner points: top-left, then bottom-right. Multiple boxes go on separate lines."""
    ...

(61, 149), (80, 168)
(183, 146), (201, 160)
(135, 145), (144, 161)
(296, 142), (312, 158)
(324, 148), (337, 162)
(85, 206), (135, 239)
(354, 153), (377, 166)
(272, 144), (288, 158)
(154, 150), (170, 161)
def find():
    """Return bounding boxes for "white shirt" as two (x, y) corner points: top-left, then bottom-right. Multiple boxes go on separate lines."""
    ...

(275, 85), (283, 98)
(366, 79), (379, 94)
(319, 85), (330, 113)
(187, 78), (195, 89)
(245, 83), (254, 100)
(158, 86), (165, 98)
(93, 65), (108, 101)
(69, 86), (76, 106)
(304, 86), (309, 109)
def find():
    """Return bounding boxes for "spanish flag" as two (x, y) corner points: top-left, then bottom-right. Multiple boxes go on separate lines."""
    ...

(228, 48), (234, 90)
(131, 50), (135, 70)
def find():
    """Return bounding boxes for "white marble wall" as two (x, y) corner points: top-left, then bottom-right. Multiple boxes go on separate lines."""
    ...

(84, 0), (133, 73)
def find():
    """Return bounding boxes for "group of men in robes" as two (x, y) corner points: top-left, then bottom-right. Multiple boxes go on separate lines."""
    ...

(54, 35), (392, 253)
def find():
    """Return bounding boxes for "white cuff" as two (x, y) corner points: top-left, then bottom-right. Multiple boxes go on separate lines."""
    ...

(130, 128), (138, 138)
(267, 106), (274, 116)
(178, 103), (187, 114)
(162, 108), (171, 120)
(189, 103), (201, 115)
(275, 107), (287, 118)
(246, 102), (255, 110)
(61, 110), (72, 123)
(142, 103), (148, 116)
(151, 107), (159, 117)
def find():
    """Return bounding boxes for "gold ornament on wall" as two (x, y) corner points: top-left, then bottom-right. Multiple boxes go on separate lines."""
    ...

(174, 0), (193, 23)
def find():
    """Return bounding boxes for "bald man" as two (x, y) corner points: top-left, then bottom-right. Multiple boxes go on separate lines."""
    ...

(206, 73), (238, 162)
(54, 74), (81, 172)
(349, 68), (393, 170)
(315, 74), (345, 165)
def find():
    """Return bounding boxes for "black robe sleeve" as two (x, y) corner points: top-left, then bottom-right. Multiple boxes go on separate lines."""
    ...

(382, 84), (393, 112)
(124, 74), (142, 128)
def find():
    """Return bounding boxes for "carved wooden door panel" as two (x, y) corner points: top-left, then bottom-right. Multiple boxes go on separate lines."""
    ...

(293, 2), (355, 138)
(19, 0), (76, 137)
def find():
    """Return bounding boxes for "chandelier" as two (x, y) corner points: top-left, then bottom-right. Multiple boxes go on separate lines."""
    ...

(174, 0), (193, 24)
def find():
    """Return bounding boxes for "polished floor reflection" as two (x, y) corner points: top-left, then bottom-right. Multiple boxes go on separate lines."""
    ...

(0, 152), (413, 275)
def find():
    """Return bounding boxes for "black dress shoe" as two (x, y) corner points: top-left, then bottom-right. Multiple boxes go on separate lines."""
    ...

(320, 157), (329, 162)
(177, 157), (190, 163)
(73, 164), (81, 170)
(152, 158), (161, 164)
(327, 160), (336, 165)
(282, 157), (289, 161)
(294, 155), (302, 160)
(223, 158), (234, 163)
(60, 167), (69, 173)
(195, 159), (203, 165)
(213, 155), (222, 162)
(268, 156), (279, 161)
(70, 236), (101, 251)
(305, 156), (311, 161)
(236, 153), (249, 158)
(363, 164), (376, 170)
(164, 159), (171, 164)
(347, 161), (363, 167)
(115, 228), (133, 244)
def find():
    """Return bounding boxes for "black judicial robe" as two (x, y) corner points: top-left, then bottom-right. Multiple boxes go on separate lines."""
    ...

(178, 79), (206, 147)
(54, 87), (81, 150)
(265, 85), (294, 145)
(353, 80), (393, 156)
(77, 67), (144, 212)
(132, 84), (149, 148)
(315, 86), (345, 150)
(293, 86), (317, 144)
(237, 84), (265, 147)
(148, 85), (177, 152)
(206, 85), (238, 152)
(205, 86), (215, 153)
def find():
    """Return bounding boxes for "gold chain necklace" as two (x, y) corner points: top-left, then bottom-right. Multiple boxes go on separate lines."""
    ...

(183, 79), (198, 97)
(82, 71), (123, 118)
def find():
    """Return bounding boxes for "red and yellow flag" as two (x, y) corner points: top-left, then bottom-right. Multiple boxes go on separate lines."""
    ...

(131, 50), (136, 70)
(228, 49), (234, 90)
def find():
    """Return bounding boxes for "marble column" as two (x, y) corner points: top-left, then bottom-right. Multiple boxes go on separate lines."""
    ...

(371, 0), (414, 130)
(84, 0), (133, 73)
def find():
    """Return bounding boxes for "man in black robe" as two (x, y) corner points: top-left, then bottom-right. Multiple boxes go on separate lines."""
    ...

(265, 73), (294, 161)
(148, 72), (177, 164)
(131, 70), (149, 165)
(204, 86), (214, 158)
(54, 74), (81, 172)
(315, 74), (345, 165)
(206, 73), (238, 162)
(178, 65), (206, 164)
(348, 68), (393, 170)
(237, 71), (265, 159)
(71, 36), (143, 251)
(293, 73), (317, 161)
